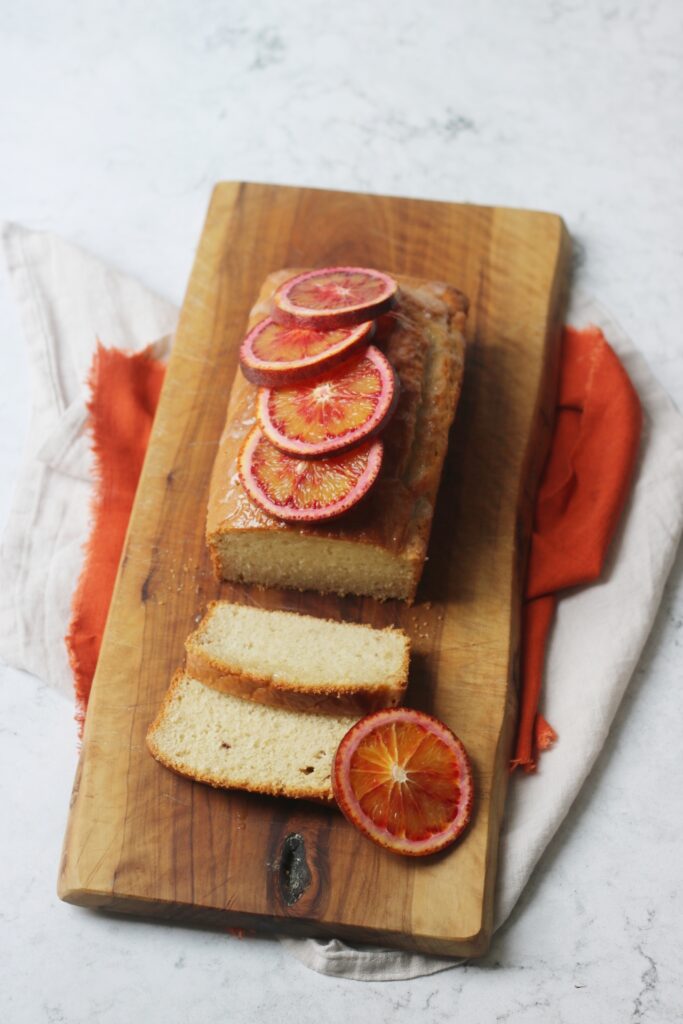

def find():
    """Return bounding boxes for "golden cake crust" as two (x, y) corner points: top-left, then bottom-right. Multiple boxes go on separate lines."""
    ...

(206, 270), (467, 601)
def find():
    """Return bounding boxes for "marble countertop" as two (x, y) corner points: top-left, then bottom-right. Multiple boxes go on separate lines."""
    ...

(1, 2), (682, 1021)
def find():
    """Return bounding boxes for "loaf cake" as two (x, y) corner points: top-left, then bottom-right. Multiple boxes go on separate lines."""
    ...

(146, 672), (358, 802)
(185, 601), (410, 715)
(207, 271), (467, 602)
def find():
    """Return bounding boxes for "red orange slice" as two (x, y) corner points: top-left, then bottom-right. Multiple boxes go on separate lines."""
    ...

(333, 708), (474, 857)
(239, 317), (373, 388)
(238, 427), (383, 522)
(272, 267), (398, 329)
(257, 346), (398, 458)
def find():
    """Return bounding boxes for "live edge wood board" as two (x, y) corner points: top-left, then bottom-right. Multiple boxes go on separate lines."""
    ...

(59, 182), (571, 957)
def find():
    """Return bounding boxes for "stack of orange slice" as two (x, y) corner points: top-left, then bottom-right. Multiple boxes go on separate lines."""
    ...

(238, 267), (400, 523)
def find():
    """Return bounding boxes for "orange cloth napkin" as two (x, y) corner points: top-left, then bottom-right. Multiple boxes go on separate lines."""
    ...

(66, 344), (165, 730)
(512, 325), (642, 770)
(66, 327), (642, 762)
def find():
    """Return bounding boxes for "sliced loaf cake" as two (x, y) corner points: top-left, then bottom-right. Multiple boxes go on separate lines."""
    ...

(146, 672), (357, 802)
(185, 601), (410, 715)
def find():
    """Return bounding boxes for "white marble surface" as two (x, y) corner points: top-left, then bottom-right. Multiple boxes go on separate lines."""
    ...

(1, 1), (682, 1020)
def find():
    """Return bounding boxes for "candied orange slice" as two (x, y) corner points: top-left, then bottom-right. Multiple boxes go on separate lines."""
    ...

(257, 346), (398, 457)
(272, 267), (398, 329)
(238, 427), (383, 522)
(239, 317), (373, 388)
(333, 708), (474, 856)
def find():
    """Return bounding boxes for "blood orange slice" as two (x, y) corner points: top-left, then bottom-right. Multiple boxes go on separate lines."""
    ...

(332, 708), (474, 857)
(257, 346), (398, 457)
(272, 267), (398, 329)
(238, 426), (383, 522)
(239, 317), (373, 388)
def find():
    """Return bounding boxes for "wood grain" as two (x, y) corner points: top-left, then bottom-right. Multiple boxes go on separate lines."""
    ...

(58, 183), (570, 957)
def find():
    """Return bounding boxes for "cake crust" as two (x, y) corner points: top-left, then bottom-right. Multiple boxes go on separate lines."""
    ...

(206, 271), (467, 602)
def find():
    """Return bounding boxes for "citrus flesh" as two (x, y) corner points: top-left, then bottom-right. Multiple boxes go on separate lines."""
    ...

(257, 346), (398, 457)
(333, 708), (474, 856)
(238, 427), (383, 522)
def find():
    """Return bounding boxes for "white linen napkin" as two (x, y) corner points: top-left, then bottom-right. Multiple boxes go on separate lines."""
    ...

(0, 223), (177, 698)
(1, 222), (682, 982)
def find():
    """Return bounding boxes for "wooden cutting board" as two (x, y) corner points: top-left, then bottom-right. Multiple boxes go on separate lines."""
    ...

(59, 182), (570, 957)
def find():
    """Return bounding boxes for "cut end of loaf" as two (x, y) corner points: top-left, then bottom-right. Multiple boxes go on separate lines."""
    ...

(146, 672), (359, 802)
(209, 531), (419, 602)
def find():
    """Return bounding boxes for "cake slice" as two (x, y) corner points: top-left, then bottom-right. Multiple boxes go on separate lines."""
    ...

(206, 271), (467, 602)
(185, 601), (410, 715)
(146, 672), (357, 802)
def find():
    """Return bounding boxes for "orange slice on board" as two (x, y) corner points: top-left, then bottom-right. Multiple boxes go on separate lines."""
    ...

(239, 317), (374, 388)
(272, 267), (398, 330)
(257, 346), (399, 458)
(332, 708), (474, 857)
(238, 426), (383, 522)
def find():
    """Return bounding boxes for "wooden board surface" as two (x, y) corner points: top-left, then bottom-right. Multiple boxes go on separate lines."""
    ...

(59, 182), (570, 957)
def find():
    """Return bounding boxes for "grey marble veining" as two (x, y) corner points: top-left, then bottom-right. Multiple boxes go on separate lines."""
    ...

(1, 1), (682, 1020)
